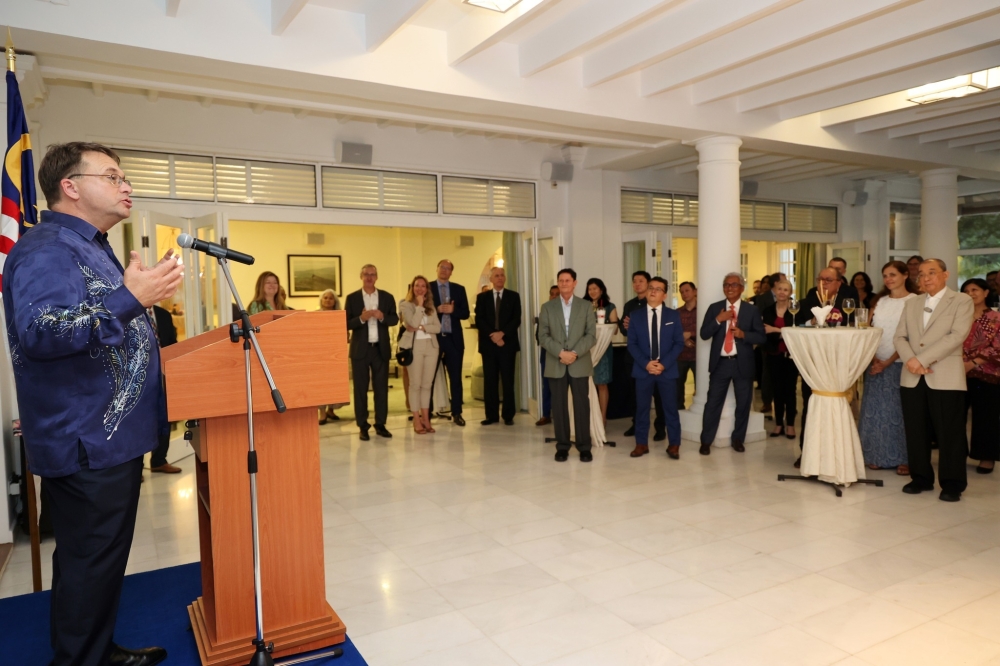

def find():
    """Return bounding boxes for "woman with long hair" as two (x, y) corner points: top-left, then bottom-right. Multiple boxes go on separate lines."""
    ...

(858, 261), (918, 474)
(851, 271), (874, 309)
(399, 275), (442, 434)
(583, 277), (619, 426)
(961, 278), (1000, 474)
(761, 280), (798, 439)
(248, 271), (286, 313)
(317, 289), (344, 424)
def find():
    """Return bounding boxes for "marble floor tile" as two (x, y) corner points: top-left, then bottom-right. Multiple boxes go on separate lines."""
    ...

(351, 610), (486, 665)
(875, 569), (997, 618)
(857, 620), (1000, 666)
(819, 550), (933, 594)
(400, 638), (519, 666)
(692, 625), (848, 666)
(739, 574), (866, 624)
(644, 599), (782, 661)
(542, 631), (689, 666)
(695, 553), (810, 598)
(568, 559), (685, 604)
(491, 604), (636, 666)
(460, 583), (590, 637)
(794, 596), (931, 654)
(604, 578), (732, 629)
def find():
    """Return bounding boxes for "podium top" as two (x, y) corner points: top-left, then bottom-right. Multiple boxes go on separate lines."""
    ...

(162, 310), (349, 421)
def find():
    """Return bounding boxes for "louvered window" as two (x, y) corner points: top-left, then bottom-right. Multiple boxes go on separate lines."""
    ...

(442, 176), (535, 218)
(117, 150), (214, 201)
(217, 159), (316, 206)
(621, 190), (697, 225)
(322, 167), (437, 212)
(787, 204), (838, 232)
(740, 200), (785, 230)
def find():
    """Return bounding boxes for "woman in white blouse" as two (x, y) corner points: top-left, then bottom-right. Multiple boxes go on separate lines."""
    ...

(399, 276), (442, 434)
(858, 261), (918, 475)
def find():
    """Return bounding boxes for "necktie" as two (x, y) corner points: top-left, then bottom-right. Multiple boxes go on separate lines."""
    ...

(723, 305), (735, 354)
(494, 292), (502, 331)
(441, 282), (451, 333)
(147, 307), (161, 345)
(650, 308), (659, 360)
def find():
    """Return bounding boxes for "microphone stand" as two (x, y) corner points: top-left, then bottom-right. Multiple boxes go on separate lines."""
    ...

(216, 257), (343, 666)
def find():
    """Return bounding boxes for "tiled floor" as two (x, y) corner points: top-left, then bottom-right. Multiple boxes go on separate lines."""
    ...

(3, 404), (1000, 666)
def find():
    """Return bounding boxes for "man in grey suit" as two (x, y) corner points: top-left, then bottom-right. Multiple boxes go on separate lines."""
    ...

(538, 268), (597, 462)
(894, 258), (975, 502)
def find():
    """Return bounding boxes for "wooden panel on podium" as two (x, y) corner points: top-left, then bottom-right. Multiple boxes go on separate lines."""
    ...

(162, 311), (349, 666)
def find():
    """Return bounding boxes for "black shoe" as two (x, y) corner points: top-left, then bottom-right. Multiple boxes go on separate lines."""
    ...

(732, 440), (745, 453)
(699, 443), (711, 455)
(580, 450), (593, 462)
(976, 464), (995, 474)
(939, 490), (962, 502)
(555, 450), (569, 462)
(359, 429), (370, 441)
(504, 419), (515, 426)
(769, 427), (784, 438)
(624, 426), (635, 437)
(481, 419), (499, 426)
(374, 425), (392, 438)
(453, 415), (466, 427)
(108, 645), (168, 666)
(902, 481), (934, 494)
(653, 431), (666, 442)
(793, 456), (801, 469)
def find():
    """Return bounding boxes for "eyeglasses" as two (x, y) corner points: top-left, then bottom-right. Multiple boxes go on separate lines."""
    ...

(648, 287), (665, 294)
(67, 173), (131, 188)
(819, 277), (840, 283)
(722, 282), (742, 288)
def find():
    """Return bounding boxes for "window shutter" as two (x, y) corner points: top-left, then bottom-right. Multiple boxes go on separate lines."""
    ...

(754, 201), (785, 230)
(788, 204), (837, 232)
(650, 193), (673, 225)
(382, 171), (437, 212)
(173, 155), (215, 201)
(621, 191), (649, 223)
(216, 159), (250, 203)
(118, 150), (214, 201)
(249, 161), (316, 207)
(442, 176), (535, 218)
(321, 167), (380, 209)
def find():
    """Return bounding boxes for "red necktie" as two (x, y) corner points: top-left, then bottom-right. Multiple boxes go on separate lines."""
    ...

(723, 305), (735, 354)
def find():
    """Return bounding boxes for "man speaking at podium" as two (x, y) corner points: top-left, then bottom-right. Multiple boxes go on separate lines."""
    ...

(2, 143), (183, 666)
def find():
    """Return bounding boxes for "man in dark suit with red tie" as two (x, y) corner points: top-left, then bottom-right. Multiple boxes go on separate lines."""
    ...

(475, 266), (522, 425)
(699, 272), (766, 455)
(626, 277), (685, 459)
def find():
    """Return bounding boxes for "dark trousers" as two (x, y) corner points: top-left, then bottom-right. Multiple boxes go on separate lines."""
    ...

(149, 431), (170, 468)
(438, 334), (465, 415)
(967, 377), (1000, 462)
(47, 445), (143, 666)
(629, 377), (664, 435)
(352, 344), (389, 429)
(676, 360), (695, 411)
(540, 350), (552, 418)
(760, 349), (773, 407)
(700, 358), (754, 445)
(767, 354), (799, 427)
(799, 382), (812, 449)
(551, 373), (591, 452)
(483, 346), (517, 421)
(636, 373), (680, 446)
(901, 377), (968, 493)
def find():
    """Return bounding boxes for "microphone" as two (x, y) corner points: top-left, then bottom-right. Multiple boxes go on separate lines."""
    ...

(177, 233), (255, 265)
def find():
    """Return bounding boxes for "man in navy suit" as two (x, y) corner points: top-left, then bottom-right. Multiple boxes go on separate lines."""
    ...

(699, 272), (766, 455)
(429, 259), (471, 426)
(627, 277), (686, 459)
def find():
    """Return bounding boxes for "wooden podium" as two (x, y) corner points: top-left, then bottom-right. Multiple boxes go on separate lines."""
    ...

(161, 311), (349, 666)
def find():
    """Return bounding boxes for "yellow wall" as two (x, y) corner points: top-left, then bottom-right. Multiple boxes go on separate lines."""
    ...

(672, 238), (697, 305)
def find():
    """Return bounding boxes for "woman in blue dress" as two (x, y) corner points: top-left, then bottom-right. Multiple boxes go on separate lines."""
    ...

(584, 278), (619, 427)
(858, 261), (918, 474)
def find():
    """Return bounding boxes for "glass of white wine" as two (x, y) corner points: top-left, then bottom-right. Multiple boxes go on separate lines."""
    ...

(788, 298), (800, 327)
(842, 298), (856, 328)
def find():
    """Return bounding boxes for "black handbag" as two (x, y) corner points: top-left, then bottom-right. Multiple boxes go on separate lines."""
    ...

(396, 346), (413, 366)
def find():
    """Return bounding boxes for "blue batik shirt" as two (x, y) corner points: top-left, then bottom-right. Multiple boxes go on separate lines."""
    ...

(2, 210), (159, 477)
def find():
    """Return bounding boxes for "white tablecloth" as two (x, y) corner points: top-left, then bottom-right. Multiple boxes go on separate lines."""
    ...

(569, 324), (616, 447)
(782, 327), (882, 485)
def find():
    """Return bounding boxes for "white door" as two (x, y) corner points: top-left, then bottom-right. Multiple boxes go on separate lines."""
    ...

(144, 211), (191, 341)
(519, 229), (540, 419)
(827, 241), (866, 282)
(536, 228), (563, 305)
(623, 230), (672, 303)
(189, 212), (228, 333)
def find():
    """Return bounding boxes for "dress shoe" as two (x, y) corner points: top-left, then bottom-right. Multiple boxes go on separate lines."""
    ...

(554, 450), (569, 462)
(624, 426), (635, 437)
(481, 419), (499, 426)
(108, 644), (167, 666)
(150, 464), (181, 474)
(580, 450), (593, 462)
(939, 490), (962, 502)
(374, 425), (392, 438)
(902, 481), (934, 494)
(653, 431), (666, 442)
(630, 445), (649, 458)
(453, 415), (466, 427)
(504, 419), (515, 426)
(359, 429), (370, 441)
(731, 440), (745, 453)
(666, 444), (680, 460)
(535, 417), (551, 426)
(699, 443), (711, 455)
(769, 427), (784, 438)
(976, 464), (995, 474)
(319, 417), (329, 425)
(793, 456), (801, 469)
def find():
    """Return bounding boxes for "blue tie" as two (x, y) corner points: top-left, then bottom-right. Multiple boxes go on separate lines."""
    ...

(651, 308), (659, 360)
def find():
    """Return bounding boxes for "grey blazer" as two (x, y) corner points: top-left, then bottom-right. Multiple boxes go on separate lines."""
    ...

(893, 288), (974, 391)
(538, 296), (596, 379)
(398, 300), (441, 350)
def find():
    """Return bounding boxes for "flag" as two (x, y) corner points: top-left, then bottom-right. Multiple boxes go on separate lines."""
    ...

(1, 68), (38, 290)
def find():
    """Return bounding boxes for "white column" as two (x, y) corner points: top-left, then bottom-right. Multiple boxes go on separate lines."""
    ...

(678, 136), (765, 445)
(919, 168), (959, 289)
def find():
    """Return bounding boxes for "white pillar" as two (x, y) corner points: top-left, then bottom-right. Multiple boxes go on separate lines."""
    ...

(919, 168), (959, 290)
(678, 136), (765, 446)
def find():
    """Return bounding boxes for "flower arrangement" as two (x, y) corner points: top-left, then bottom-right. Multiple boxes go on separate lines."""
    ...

(826, 308), (844, 325)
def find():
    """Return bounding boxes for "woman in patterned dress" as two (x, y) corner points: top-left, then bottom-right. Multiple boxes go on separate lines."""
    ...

(583, 278), (619, 427)
(858, 261), (918, 474)
(961, 278), (1000, 474)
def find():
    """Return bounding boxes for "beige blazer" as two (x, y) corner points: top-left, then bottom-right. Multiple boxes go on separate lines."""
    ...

(398, 300), (441, 350)
(893, 288), (974, 390)
(538, 295), (596, 379)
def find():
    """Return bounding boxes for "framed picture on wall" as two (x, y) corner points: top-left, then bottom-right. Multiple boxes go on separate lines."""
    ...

(287, 254), (342, 297)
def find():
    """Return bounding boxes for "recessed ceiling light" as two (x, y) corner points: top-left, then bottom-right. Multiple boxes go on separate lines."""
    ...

(907, 69), (999, 105)
(465, 0), (523, 12)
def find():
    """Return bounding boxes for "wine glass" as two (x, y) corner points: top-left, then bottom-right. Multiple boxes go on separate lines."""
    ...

(842, 298), (856, 328)
(788, 298), (800, 327)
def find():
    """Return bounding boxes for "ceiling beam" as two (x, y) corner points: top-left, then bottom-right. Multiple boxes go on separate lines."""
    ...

(272, 0), (310, 36)
(519, 0), (684, 77)
(448, 0), (557, 66)
(950, 131), (1000, 148)
(754, 162), (844, 180)
(582, 0), (800, 88)
(146, 89), (159, 102)
(740, 158), (813, 177)
(739, 155), (791, 170)
(166, 0), (180, 17)
(975, 140), (1000, 151)
(695, 0), (1000, 106)
(641, 0), (911, 97)
(766, 165), (864, 183)
(851, 89), (1000, 133)
(890, 105), (1000, 139)
(366, 0), (434, 52)
(91, 82), (104, 97)
(650, 156), (698, 170)
(918, 120), (1000, 144)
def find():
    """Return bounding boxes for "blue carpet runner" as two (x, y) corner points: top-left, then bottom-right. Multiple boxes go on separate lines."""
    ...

(1, 562), (367, 665)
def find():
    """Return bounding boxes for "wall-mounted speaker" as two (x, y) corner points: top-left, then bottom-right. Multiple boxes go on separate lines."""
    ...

(542, 162), (574, 182)
(457, 235), (474, 248)
(335, 141), (373, 165)
(843, 190), (869, 206)
(740, 180), (759, 197)
(307, 233), (325, 246)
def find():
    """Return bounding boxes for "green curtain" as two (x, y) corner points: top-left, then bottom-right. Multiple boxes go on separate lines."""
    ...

(501, 232), (522, 411)
(796, 243), (816, 301)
